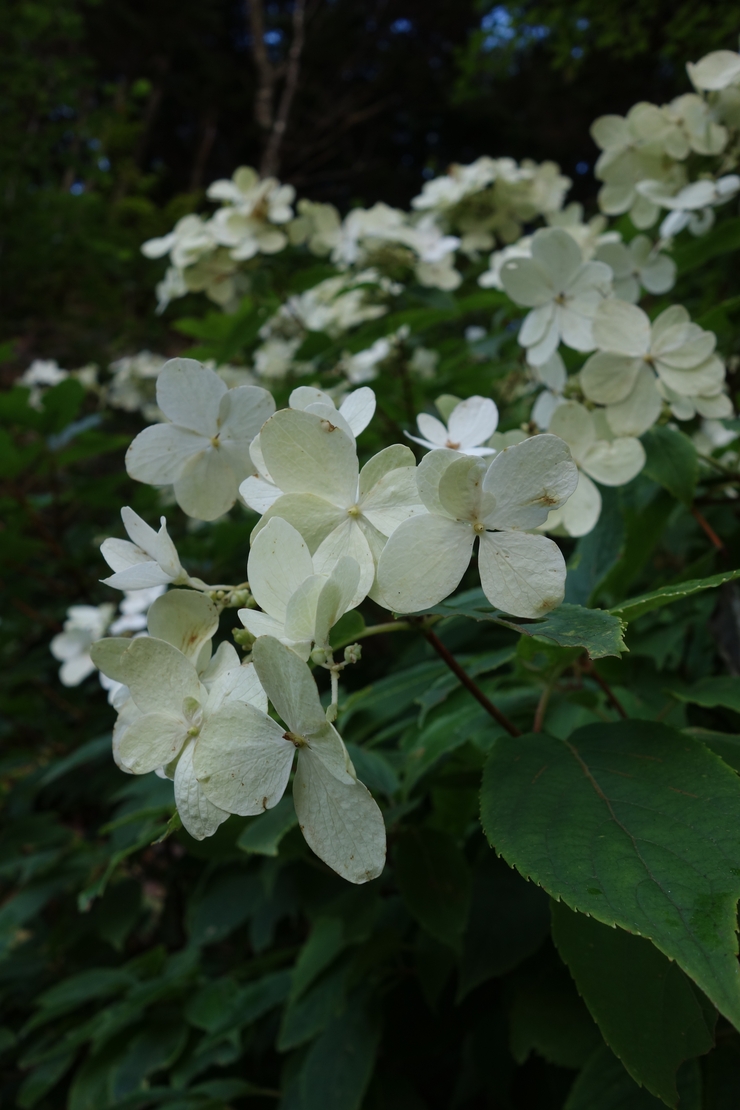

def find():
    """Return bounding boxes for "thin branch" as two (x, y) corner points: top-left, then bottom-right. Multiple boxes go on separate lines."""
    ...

(260, 0), (306, 177)
(532, 682), (554, 733)
(247, 0), (275, 131)
(691, 505), (725, 553)
(419, 624), (521, 737)
(582, 657), (628, 719)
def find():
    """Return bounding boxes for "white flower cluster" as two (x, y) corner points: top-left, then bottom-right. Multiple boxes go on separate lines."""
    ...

(590, 46), (740, 236)
(85, 357), (599, 880)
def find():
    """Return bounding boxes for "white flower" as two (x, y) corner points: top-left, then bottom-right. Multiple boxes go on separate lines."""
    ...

(582, 302), (725, 436)
(207, 166), (295, 260)
(274, 271), (390, 339)
(195, 635), (385, 882)
(109, 585), (168, 635)
(106, 351), (167, 417)
(242, 409), (425, 603)
(101, 507), (201, 591)
(288, 199), (342, 256)
(19, 359), (69, 408)
(666, 93), (728, 156)
(500, 228), (612, 365)
(406, 396), (499, 456)
(252, 337), (302, 381)
(529, 351), (568, 429)
(657, 380), (734, 422)
(155, 266), (188, 313)
(342, 336), (393, 384)
(51, 604), (115, 686)
(125, 358), (275, 520)
(543, 403), (646, 537)
(594, 235), (676, 303)
(687, 50), (740, 91)
(377, 435), (578, 618)
(142, 214), (216, 269)
(636, 176), (740, 240)
(591, 104), (688, 228)
(92, 613), (266, 842)
(239, 518), (360, 656)
(289, 385), (376, 438)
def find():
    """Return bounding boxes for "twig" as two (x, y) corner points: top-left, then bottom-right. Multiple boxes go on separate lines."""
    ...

(247, 0), (275, 132)
(260, 0), (306, 177)
(532, 683), (553, 733)
(691, 505), (725, 552)
(418, 624), (521, 737)
(582, 657), (628, 719)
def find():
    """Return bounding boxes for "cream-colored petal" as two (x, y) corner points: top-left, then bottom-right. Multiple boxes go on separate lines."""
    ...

(174, 448), (238, 521)
(117, 636), (204, 716)
(415, 448), (464, 516)
(119, 711), (188, 774)
(561, 472), (602, 537)
(376, 514), (474, 613)
(252, 493), (346, 552)
(313, 520), (375, 608)
(194, 702), (295, 816)
(592, 300), (651, 357)
(482, 434), (578, 532)
(580, 437), (646, 487)
(581, 352), (644, 405)
(259, 409), (359, 507)
(360, 466), (426, 536)
(605, 366), (662, 436)
(174, 740), (230, 841)
(478, 530), (566, 618)
(251, 634), (326, 734)
(126, 424), (207, 486)
(239, 475), (281, 514)
(146, 589), (218, 660)
(293, 747), (386, 884)
(248, 517), (314, 621)
(437, 455), (489, 522)
(156, 358), (226, 435)
(358, 444), (416, 498)
(548, 401), (597, 461)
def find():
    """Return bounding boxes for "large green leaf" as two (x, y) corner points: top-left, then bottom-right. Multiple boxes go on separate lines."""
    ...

(641, 426), (698, 506)
(610, 569), (740, 623)
(509, 957), (602, 1069)
(283, 996), (380, 1110)
(480, 721), (740, 1030)
(552, 902), (715, 1107)
(236, 796), (298, 857)
(420, 590), (626, 658)
(394, 828), (471, 950)
(564, 1047), (701, 1110)
(672, 217), (740, 273)
(671, 677), (740, 715)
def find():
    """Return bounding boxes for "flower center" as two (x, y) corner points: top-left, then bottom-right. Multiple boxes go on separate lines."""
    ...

(347, 504), (361, 518)
(445, 439), (461, 450)
(210, 434), (221, 448)
(473, 522), (486, 535)
(284, 731), (307, 748)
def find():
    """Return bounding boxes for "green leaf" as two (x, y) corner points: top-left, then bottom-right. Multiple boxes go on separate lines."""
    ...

(329, 610), (366, 650)
(480, 720), (740, 1031)
(415, 647), (515, 724)
(564, 1047), (701, 1110)
(291, 917), (345, 999)
(565, 487), (625, 607)
(236, 796), (298, 856)
(458, 853), (550, 999)
(641, 426), (698, 506)
(610, 569), (740, 623)
(552, 902), (715, 1107)
(284, 996), (380, 1110)
(509, 958), (602, 1069)
(344, 743), (399, 797)
(186, 873), (260, 945)
(278, 962), (349, 1051)
(671, 677), (740, 715)
(672, 216), (740, 273)
(17, 1048), (77, 1108)
(421, 591), (626, 659)
(684, 729), (740, 773)
(394, 828), (471, 949)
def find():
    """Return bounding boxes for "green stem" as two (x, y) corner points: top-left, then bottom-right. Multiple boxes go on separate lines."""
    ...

(331, 619), (413, 652)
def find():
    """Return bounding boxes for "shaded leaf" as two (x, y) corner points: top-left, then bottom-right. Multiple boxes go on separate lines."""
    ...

(611, 569), (740, 623)
(480, 721), (740, 1030)
(394, 828), (471, 950)
(641, 426), (698, 506)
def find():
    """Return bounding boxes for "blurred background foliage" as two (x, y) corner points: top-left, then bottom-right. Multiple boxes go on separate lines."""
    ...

(3, 0), (740, 368)
(3, 4), (740, 1109)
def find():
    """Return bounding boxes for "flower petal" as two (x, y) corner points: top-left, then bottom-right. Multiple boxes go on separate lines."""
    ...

(531, 227), (584, 291)
(119, 711), (188, 774)
(482, 434), (578, 531)
(581, 352), (644, 405)
(253, 493), (346, 552)
(156, 358), (226, 435)
(126, 424), (207, 486)
(415, 448), (463, 516)
(251, 634), (326, 734)
(175, 740), (230, 841)
(548, 402), (596, 462)
(239, 475), (281, 514)
(174, 447), (238, 521)
(438, 455), (489, 521)
(293, 747), (386, 883)
(561, 472), (602, 537)
(313, 557), (361, 647)
(359, 445), (416, 498)
(478, 530), (566, 617)
(581, 437), (646, 487)
(339, 387), (376, 436)
(259, 409), (359, 507)
(313, 519), (375, 608)
(447, 396), (499, 447)
(376, 514), (474, 613)
(605, 367), (662, 436)
(118, 636), (204, 716)
(592, 300), (651, 357)
(360, 466), (426, 537)
(248, 517), (314, 621)
(194, 702), (295, 816)
(146, 589), (219, 660)
(501, 258), (556, 308)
